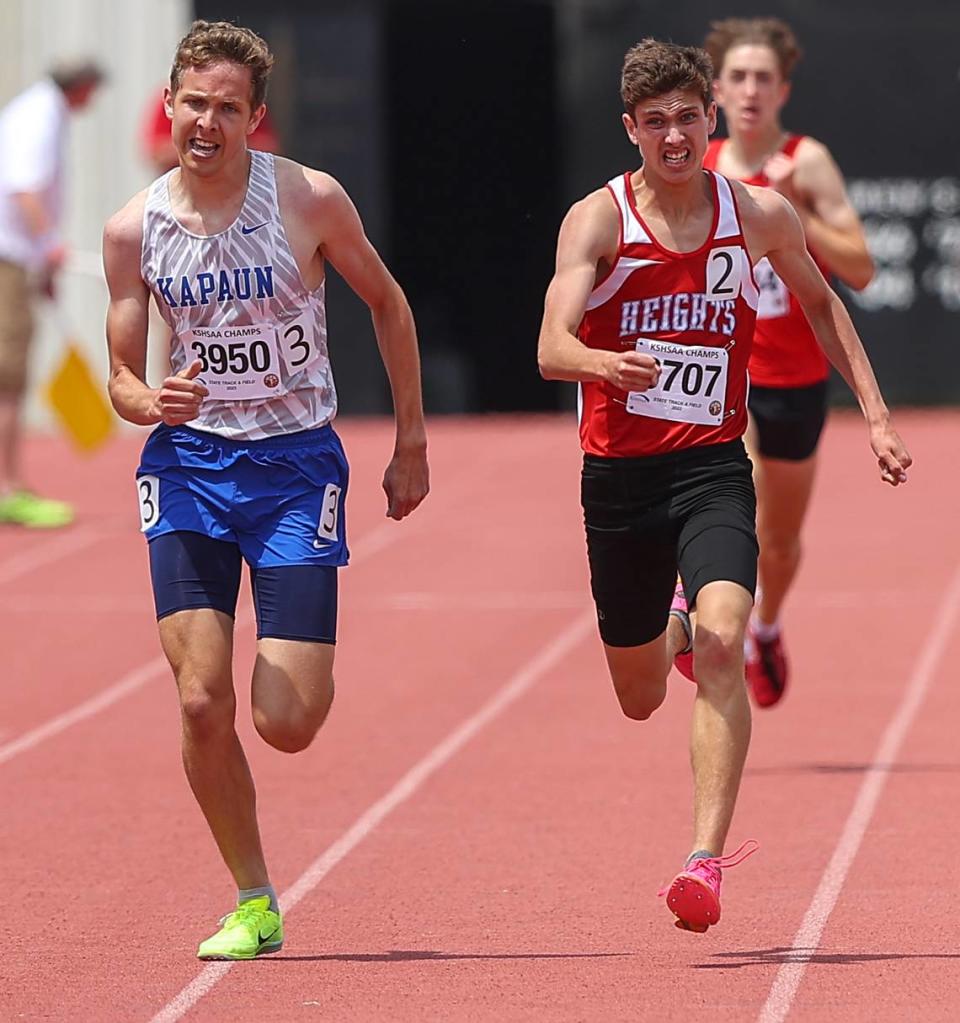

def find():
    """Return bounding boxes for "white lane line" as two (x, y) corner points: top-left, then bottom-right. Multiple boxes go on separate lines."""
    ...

(149, 610), (595, 1023)
(0, 519), (406, 768)
(757, 562), (960, 1023)
(0, 601), (254, 769)
(0, 525), (104, 586)
(383, 590), (585, 611)
(346, 519), (409, 560)
(0, 595), (151, 613)
(0, 656), (169, 767)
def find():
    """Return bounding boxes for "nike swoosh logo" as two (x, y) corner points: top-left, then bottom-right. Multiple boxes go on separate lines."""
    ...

(260, 922), (278, 941)
(241, 222), (268, 234)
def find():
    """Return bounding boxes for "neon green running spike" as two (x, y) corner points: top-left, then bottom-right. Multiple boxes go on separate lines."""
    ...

(0, 490), (73, 528)
(197, 896), (283, 960)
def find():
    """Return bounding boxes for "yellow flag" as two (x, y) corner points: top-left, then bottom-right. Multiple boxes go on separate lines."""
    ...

(45, 343), (115, 452)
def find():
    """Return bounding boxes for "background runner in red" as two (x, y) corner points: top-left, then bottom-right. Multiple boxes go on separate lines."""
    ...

(704, 136), (828, 388)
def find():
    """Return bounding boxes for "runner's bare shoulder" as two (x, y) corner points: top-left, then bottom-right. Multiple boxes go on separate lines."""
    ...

(733, 179), (795, 226)
(559, 185), (622, 262)
(274, 156), (352, 224)
(572, 185), (622, 230)
(103, 190), (149, 273)
(731, 180), (798, 259)
(792, 135), (833, 171)
(791, 136), (848, 198)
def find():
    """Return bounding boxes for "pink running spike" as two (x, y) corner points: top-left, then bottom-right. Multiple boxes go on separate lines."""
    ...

(658, 840), (759, 932)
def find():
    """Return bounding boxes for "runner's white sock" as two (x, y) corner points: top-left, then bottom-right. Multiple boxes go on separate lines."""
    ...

(238, 884), (278, 913)
(752, 617), (781, 643)
(685, 849), (716, 866)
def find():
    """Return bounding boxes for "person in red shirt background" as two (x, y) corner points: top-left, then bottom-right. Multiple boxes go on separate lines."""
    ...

(141, 84), (279, 175)
(703, 18), (874, 708)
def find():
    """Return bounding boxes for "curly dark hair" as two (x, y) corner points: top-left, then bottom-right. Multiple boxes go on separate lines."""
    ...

(703, 17), (803, 80)
(170, 20), (274, 108)
(621, 39), (713, 115)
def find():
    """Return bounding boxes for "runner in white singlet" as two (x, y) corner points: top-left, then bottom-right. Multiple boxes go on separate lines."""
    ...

(103, 21), (429, 960)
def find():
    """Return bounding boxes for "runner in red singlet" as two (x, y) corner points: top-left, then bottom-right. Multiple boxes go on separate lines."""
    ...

(538, 39), (908, 933)
(703, 18), (874, 708)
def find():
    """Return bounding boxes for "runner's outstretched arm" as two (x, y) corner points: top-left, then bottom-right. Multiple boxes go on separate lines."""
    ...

(310, 172), (428, 520)
(766, 139), (873, 290)
(750, 188), (911, 486)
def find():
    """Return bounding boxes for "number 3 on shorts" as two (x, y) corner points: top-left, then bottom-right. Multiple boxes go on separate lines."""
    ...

(137, 475), (160, 532)
(706, 246), (743, 301)
(316, 483), (342, 543)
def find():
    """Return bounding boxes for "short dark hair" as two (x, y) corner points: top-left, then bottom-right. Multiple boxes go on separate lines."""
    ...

(704, 18), (803, 80)
(621, 39), (713, 115)
(170, 20), (274, 108)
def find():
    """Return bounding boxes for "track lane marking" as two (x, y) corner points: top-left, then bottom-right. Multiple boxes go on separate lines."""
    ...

(0, 519), (414, 767)
(757, 561), (960, 1023)
(0, 656), (168, 767)
(148, 610), (595, 1023)
(0, 525), (104, 585)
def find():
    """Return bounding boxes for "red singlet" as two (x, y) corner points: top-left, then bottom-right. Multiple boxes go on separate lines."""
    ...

(577, 170), (759, 458)
(703, 136), (829, 388)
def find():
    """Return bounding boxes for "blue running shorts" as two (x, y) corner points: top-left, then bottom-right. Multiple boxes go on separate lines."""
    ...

(136, 423), (349, 567)
(135, 424), (349, 641)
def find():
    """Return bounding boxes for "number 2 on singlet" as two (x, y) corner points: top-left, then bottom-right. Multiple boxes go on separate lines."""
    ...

(705, 246), (743, 301)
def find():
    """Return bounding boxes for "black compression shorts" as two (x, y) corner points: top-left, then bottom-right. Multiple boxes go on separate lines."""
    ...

(581, 439), (758, 648)
(748, 380), (828, 461)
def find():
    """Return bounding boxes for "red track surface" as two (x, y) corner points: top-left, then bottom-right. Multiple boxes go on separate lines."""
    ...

(2, 411), (957, 1022)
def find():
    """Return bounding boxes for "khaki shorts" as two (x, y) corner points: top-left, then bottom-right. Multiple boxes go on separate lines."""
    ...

(0, 259), (34, 395)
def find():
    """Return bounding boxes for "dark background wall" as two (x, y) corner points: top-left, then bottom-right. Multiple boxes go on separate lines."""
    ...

(558, 0), (960, 408)
(196, 0), (960, 411)
(196, 0), (560, 414)
(385, 2), (560, 414)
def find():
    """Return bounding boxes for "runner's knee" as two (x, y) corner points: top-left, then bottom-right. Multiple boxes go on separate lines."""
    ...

(616, 683), (667, 721)
(604, 641), (670, 720)
(759, 527), (802, 566)
(692, 626), (743, 687)
(178, 683), (236, 741)
(254, 708), (325, 753)
(253, 677), (334, 753)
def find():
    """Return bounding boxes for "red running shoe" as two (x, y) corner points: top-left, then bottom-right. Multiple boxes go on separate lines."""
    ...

(658, 841), (759, 932)
(669, 580), (696, 682)
(746, 626), (789, 708)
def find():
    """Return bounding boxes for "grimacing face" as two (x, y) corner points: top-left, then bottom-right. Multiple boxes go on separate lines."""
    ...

(712, 44), (790, 136)
(622, 88), (717, 183)
(164, 61), (265, 175)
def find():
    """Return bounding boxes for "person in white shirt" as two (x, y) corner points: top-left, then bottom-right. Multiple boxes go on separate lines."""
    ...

(0, 59), (103, 528)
